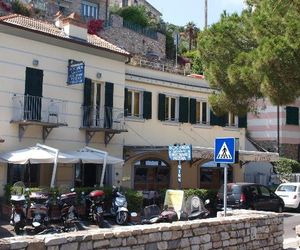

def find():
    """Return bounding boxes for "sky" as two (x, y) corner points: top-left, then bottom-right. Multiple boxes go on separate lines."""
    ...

(147, 0), (245, 29)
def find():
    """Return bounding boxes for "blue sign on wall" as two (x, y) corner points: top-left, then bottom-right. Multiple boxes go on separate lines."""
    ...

(214, 137), (235, 164)
(67, 59), (85, 85)
(168, 144), (192, 161)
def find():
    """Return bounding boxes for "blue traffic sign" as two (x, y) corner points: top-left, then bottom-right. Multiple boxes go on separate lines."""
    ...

(214, 137), (235, 163)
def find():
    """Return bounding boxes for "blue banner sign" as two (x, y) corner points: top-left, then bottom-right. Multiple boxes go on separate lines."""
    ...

(168, 144), (192, 161)
(67, 59), (85, 85)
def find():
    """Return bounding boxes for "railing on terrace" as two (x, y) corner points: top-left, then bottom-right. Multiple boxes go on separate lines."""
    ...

(81, 106), (125, 131)
(129, 56), (191, 76)
(12, 94), (67, 125)
(123, 20), (158, 40)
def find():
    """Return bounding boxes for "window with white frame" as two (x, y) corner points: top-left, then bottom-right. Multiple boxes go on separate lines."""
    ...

(196, 100), (208, 124)
(126, 89), (142, 118)
(81, 1), (99, 19)
(165, 96), (178, 121)
(228, 112), (237, 127)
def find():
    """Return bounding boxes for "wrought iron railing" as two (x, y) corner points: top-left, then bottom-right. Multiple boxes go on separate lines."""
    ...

(81, 106), (125, 131)
(123, 20), (158, 40)
(12, 94), (67, 125)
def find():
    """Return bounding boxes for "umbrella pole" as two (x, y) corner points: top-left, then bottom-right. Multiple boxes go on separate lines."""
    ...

(99, 152), (107, 187)
(50, 150), (59, 188)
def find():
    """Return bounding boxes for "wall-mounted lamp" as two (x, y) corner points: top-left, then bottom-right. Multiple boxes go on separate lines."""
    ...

(32, 59), (39, 66)
(96, 72), (102, 79)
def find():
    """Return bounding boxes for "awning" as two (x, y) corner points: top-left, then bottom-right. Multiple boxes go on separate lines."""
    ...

(192, 146), (279, 162)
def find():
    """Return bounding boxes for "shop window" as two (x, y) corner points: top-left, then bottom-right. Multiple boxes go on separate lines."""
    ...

(199, 161), (232, 189)
(7, 164), (39, 187)
(228, 112), (237, 127)
(134, 159), (169, 190)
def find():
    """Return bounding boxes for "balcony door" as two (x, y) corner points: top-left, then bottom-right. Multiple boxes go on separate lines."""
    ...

(24, 67), (43, 121)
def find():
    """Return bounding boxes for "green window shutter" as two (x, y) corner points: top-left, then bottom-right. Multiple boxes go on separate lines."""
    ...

(238, 115), (247, 128)
(286, 106), (299, 125)
(143, 91), (152, 119)
(105, 82), (114, 107)
(158, 93), (166, 121)
(210, 110), (227, 127)
(179, 97), (189, 123)
(124, 88), (128, 117)
(83, 78), (92, 106)
(189, 98), (196, 124)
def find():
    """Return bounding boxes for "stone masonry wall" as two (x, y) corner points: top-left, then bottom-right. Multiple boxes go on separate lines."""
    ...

(0, 210), (283, 250)
(100, 14), (166, 59)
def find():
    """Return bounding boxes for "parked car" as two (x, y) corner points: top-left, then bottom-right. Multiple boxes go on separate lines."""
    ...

(216, 182), (284, 213)
(275, 182), (300, 210)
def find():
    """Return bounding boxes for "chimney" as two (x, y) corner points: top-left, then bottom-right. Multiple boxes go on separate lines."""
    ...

(62, 12), (87, 41)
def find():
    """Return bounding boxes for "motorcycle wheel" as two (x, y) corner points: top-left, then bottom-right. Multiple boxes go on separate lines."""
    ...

(96, 214), (104, 228)
(116, 211), (128, 225)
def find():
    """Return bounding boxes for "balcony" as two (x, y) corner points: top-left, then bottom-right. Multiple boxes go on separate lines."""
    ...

(11, 94), (68, 141)
(80, 106), (127, 145)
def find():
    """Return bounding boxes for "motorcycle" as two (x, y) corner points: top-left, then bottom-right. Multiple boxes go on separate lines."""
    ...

(10, 181), (28, 235)
(110, 186), (129, 225)
(57, 189), (79, 231)
(85, 189), (105, 227)
(28, 190), (51, 233)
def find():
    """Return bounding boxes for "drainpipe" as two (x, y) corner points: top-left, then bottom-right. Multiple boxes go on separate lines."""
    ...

(85, 146), (108, 187)
(36, 143), (59, 188)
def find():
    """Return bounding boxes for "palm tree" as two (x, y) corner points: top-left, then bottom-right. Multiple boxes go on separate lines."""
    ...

(185, 22), (196, 51)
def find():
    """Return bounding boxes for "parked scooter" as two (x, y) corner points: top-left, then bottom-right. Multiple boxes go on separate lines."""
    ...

(110, 186), (129, 225)
(57, 189), (79, 231)
(85, 189), (105, 227)
(28, 190), (51, 233)
(179, 196), (210, 221)
(10, 182), (28, 235)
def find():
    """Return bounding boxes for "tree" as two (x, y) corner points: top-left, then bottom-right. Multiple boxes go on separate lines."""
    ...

(198, 1), (300, 116)
(114, 5), (150, 27)
(185, 22), (197, 51)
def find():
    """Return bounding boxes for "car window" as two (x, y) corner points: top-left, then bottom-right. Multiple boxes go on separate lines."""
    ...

(259, 186), (270, 197)
(277, 185), (297, 192)
(218, 184), (241, 194)
(248, 185), (259, 196)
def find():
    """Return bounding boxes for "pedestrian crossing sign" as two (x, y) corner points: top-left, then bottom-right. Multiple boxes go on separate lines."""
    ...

(214, 137), (235, 163)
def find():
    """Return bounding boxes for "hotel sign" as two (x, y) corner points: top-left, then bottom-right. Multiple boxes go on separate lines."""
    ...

(67, 59), (85, 85)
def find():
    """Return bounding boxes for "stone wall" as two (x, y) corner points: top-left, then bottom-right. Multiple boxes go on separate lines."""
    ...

(101, 14), (166, 59)
(0, 210), (283, 250)
(254, 140), (299, 161)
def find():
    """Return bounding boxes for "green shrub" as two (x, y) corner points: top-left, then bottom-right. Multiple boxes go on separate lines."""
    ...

(124, 189), (143, 213)
(11, 0), (31, 16)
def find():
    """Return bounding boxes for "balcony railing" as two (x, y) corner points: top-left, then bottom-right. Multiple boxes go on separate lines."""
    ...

(81, 106), (125, 131)
(12, 94), (67, 125)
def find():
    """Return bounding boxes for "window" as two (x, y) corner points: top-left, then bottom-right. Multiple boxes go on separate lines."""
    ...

(134, 159), (169, 190)
(259, 186), (271, 198)
(158, 93), (179, 122)
(81, 1), (99, 19)
(165, 96), (177, 121)
(228, 112), (237, 127)
(286, 106), (299, 125)
(126, 89), (141, 118)
(196, 100), (208, 124)
(7, 164), (39, 187)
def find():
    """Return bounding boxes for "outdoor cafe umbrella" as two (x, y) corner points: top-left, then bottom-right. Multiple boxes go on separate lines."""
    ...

(0, 144), (79, 187)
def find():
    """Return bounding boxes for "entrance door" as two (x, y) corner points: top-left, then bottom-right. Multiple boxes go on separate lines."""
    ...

(83, 164), (98, 187)
(24, 67), (43, 120)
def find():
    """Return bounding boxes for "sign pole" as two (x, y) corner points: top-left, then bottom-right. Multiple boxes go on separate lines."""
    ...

(178, 160), (182, 190)
(223, 164), (228, 217)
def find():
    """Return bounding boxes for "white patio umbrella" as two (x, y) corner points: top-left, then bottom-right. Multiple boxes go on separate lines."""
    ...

(0, 144), (79, 187)
(66, 147), (124, 187)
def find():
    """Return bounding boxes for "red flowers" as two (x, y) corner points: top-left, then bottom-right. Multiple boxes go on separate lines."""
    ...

(0, 0), (11, 12)
(87, 19), (104, 35)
